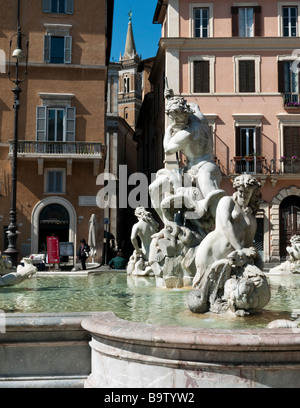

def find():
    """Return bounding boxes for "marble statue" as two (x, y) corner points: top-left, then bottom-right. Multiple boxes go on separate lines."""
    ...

(186, 175), (271, 316)
(149, 94), (225, 236)
(0, 253), (36, 287)
(269, 235), (300, 274)
(127, 207), (160, 276)
(128, 87), (271, 316)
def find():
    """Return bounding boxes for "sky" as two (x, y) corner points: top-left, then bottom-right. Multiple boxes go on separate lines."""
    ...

(110, 0), (162, 62)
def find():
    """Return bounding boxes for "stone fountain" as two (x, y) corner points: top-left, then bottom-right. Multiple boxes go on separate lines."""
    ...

(81, 94), (300, 389)
(127, 92), (270, 317)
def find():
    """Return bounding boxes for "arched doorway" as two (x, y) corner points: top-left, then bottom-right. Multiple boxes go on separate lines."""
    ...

(38, 204), (70, 253)
(280, 195), (300, 259)
(31, 197), (77, 256)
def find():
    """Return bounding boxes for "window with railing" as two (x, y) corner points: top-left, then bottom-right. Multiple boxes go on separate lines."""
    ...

(279, 60), (300, 105)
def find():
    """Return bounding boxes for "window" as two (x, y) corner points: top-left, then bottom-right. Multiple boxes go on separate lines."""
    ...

(235, 126), (262, 173)
(278, 60), (300, 104)
(239, 60), (255, 92)
(36, 106), (76, 142)
(283, 127), (300, 158)
(190, 56), (215, 94)
(283, 6), (298, 36)
(43, 0), (74, 14)
(45, 170), (66, 194)
(194, 61), (210, 93)
(234, 56), (260, 93)
(231, 6), (261, 37)
(48, 109), (64, 141)
(194, 8), (209, 37)
(239, 8), (254, 37)
(44, 35), (72, 64)
(124, 76), (130, 93)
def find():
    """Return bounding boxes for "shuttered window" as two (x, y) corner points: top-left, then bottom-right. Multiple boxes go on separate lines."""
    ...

(194, 61), (210, 93)
(43, 0), (74, 14)
(232, 6), (261, 37)
(44, 35), (72, 64)
(283, 127), (300, 158)
(235, 127), (261, 156)
(36, 106), (76, 142)
(239, 60), (255, 93)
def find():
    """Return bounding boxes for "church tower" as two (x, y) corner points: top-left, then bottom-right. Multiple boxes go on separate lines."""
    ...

(118, 12), (142, 131)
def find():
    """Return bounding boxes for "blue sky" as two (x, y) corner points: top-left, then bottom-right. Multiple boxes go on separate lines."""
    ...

(110, 0), (162, 62)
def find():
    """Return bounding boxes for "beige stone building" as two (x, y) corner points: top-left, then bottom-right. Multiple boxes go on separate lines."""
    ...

(0, 0), (114, 264)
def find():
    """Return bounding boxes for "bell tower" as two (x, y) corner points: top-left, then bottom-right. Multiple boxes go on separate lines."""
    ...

(118, 11), (142, 131)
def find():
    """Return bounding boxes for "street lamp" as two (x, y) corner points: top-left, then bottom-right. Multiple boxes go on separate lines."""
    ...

(4, 0), (29, 266)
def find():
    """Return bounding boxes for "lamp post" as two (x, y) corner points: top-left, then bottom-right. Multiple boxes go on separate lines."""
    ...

(4, 0), (28, 266)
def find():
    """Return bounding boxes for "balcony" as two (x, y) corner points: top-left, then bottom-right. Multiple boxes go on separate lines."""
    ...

(231, 156), (267, 175)
(8, 141), (106, 176)
(229, 157), (300, 175)
(283, 93), (300, 111)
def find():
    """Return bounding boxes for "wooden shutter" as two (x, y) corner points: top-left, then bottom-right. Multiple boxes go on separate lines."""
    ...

(65, 0), (74, 14)
(254, 6), (262, 36)
(255, 127), (262, 155)
(284, 127), (300, 157)
(64, 36), (72, 64)
(65, 107), (76, 141)
(278, 61), (285, 93)
(36, 106), (47, 141)
(194, 61), (210, 93)
(235, 127), (241, 156)
(231, 7), (239, 37)
(43, 0), (51, 13)
(239, 60), (255, 92)
(43, 35), (51, 63)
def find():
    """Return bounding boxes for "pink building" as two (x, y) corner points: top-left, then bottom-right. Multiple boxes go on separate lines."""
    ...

(153, 0), (300, 262)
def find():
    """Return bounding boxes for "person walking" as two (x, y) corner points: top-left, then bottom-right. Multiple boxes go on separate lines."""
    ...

(76, 239), (91, 270)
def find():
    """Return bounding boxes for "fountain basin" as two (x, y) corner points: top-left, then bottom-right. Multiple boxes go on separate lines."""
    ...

(82, 312), (300, 388)
(0, 271), (299, 388)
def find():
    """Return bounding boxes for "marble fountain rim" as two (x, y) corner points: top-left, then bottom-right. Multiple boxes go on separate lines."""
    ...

(81, 311), (300, 351)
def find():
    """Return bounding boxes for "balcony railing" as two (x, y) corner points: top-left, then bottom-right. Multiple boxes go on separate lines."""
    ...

(231, 156), (267, 175)
(9, 141), (104, 157)
(229, 157), (300, 176)
(283, 92), (300, 107)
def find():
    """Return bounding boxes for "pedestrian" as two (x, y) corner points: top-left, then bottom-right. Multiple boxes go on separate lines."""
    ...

(108, 252), (127, 270)
(76, 239), (91, 270)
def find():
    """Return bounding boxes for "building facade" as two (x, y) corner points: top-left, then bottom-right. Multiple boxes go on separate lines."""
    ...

(0, 0), (114, 264)
(153, 0), (300, 262)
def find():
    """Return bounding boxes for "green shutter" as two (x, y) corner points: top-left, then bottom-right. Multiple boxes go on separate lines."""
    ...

(43, 0), (51, 13)
(65, 0), (74, 14)
(44, 35), (51, 63)
(64, 36), (72, 64)
(65, 107), (76, 141)
(36, 106), (47, 141)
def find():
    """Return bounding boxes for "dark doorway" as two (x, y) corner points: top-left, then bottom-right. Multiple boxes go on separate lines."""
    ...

(39, 204), (70, 253)
(280, 195), (300, 259)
